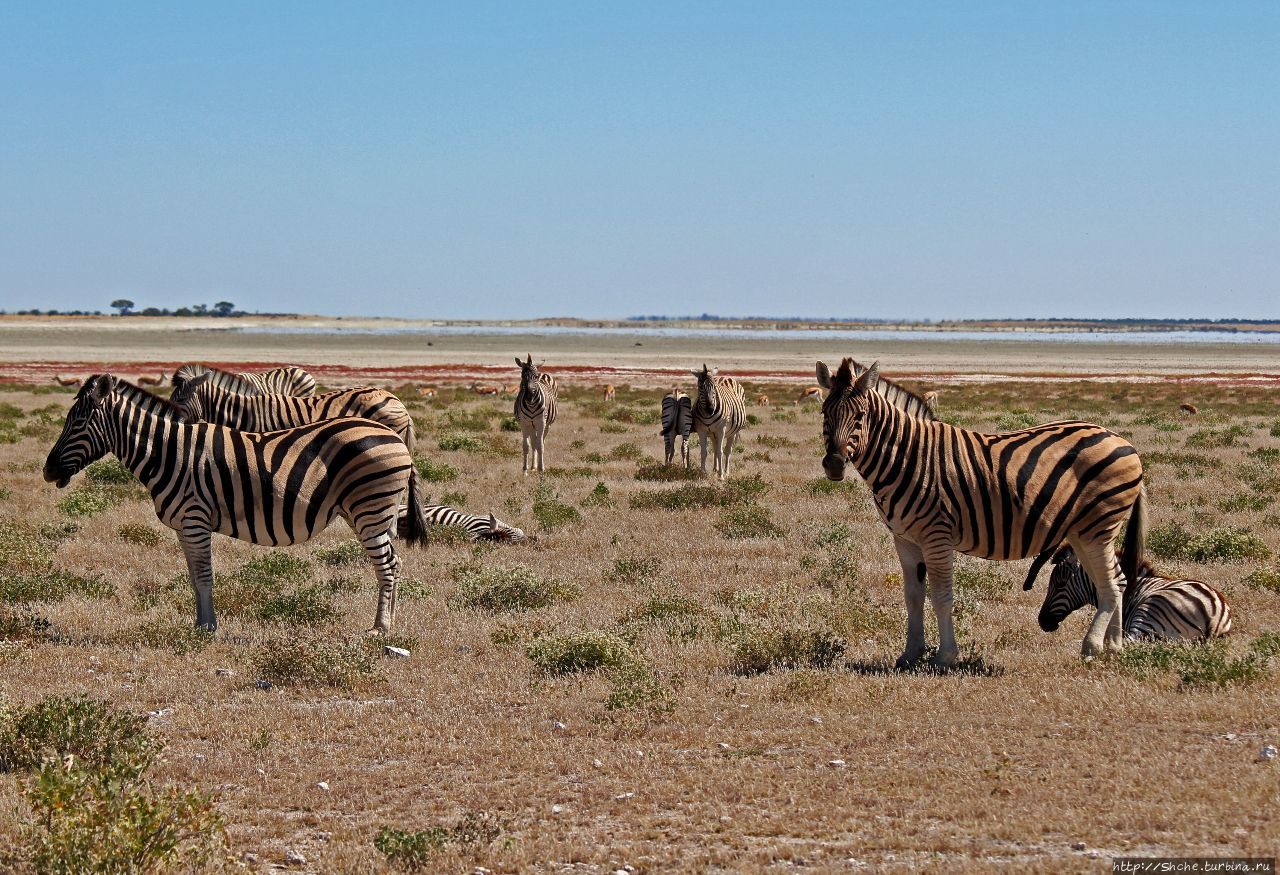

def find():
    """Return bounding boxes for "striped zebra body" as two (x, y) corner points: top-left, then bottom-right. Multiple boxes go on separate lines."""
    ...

(1039, 548), (1232, 642)
(44, 376), (426, 632)
(661, 390), (693, 467)
(422, 505), (526, 542)
(817, 358), (1145, 665)
(514, 355), (558, 474)
(691, 365), (746, 480)
(173, 364), (317, 397)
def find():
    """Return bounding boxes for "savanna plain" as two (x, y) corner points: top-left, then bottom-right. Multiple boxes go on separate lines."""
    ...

(0, 359), (1278, 873)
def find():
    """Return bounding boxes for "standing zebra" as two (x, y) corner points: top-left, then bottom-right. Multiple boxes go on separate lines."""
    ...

(816, 358), (1145, 665)
(691, 364), (745, 480)
(43, 376), (428, 632)
(514, 355), (558, 474)
(1034, 546), (1232, 642)
(172, 363), (317, 397)
(660, 389), (693, 467)
(422, 504), (527, 542)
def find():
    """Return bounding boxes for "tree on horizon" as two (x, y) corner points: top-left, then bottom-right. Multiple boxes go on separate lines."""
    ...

(110, 298), (134, 316)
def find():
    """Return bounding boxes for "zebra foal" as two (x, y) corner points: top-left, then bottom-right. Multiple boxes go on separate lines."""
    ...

(691, 364), (745, 480)
(817, 358), (1145, 665)
(44, 376), (428, 633)
(660, 390), (693, 467)
(172, 363), (317, 397)
(422, 504), (527, 542)
(514, 355), (558, 474)
(1034, 547), (1232, 642)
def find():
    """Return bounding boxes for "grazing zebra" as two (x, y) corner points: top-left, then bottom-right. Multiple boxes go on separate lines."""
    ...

(43, 375), (428, 632)
(816, 358), (1146, 665)
(691, 365), (746, 480)
(422, 504), (527, 542)
(172, 363), (317, 397)
(514, 355), (559, 474)
(660, 389), (693, 467)
(1034, 546), (1232, 642)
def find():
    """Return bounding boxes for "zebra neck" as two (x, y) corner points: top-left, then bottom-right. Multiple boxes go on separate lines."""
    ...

(106, 397), (190, 492)
(850, 393), (912, 486)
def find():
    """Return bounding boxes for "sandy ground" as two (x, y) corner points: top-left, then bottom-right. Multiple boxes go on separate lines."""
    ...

(2, 317), (1279, 389)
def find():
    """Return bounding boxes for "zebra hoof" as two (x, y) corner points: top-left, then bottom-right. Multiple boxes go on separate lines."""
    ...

(894, 651), (925, 670)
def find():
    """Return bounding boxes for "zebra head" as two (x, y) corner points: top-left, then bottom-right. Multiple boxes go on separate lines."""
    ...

(1038, 546), (1092, 632)
(516, 355), (541, 392)
(691, 364), (718, 409)
(44, 374), (116, 489)
(815, 358), (878, 481)
(480, 513), (527, 543)
(168, 371), (211, 421)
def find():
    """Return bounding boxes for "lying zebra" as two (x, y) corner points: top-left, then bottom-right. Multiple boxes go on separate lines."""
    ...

(422, 504), (526, 542)
(1030, 546), (1232, 642)
(44, 376), (427, 633)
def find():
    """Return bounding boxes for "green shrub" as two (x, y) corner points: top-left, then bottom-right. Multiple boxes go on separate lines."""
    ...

(532, 481), (581, 531)
(57, 487), (116, 518)
(375, 811), (505, 871)
(803, 478), (859, 497)
(629, 476), (766, 512)
(0, 607), (53, 644)
(954, 562), (1009, 602)
(444, 409), (493, 432)
(728, 627), (847, 674)
(437, 432), (484, 452)
(252, 637), (378, 689)
(604, 660), (673, 712)
(315, 540), (367, 567)
(1110, 638), (1277, 688)
(1147, 523), (1270, 563)
(0, 487), (10, 501)
(439, 490), (468, 506)
(23, 756), (226, 873)
(233, 551), (311, 587)
(582, 452), (606, 463)
(0, 569), (113, 603)
(449, 561), (579, 613)
(745, 413), (760, 427)
(256, 584), (339, 626)
(1250, 447), (1280, 464)
(415, 457), (458, 483)
(1218, 493), (1274, 513)
(606, 405), (661, 426)
(117, 619), (213, 656)
(716, 505), (784, 539)
(583, 481), (615, 508)
(526, 630), (635, 676)
(1242, 568), (1280, 593)
(754, 434), (795, 449)
(599, 421), (628, 434)
(995, 411), (1038, 431)
(608, 555), (661, 584)
(0, 696), (159, 775)
(608, 442), (644, 461)
(118, 523), (162, 547)
(634, 463), (701, 482)
(85, 458), (138, 485)
(1271, 420), (1280, 438)
(37, 521), (80, 544)
(0, 522), (53, 573)
(500, 416), (520, 432)
(1186, 424), (1250, 449)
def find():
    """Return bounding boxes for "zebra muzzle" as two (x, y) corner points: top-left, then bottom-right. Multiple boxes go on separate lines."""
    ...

(821, 453), (847, 481)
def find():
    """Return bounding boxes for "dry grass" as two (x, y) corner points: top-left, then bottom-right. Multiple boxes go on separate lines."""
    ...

(0, 376), (1278, 871)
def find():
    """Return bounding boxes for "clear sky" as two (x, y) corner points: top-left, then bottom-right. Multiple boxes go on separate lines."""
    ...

(0, 2), (1275, 320)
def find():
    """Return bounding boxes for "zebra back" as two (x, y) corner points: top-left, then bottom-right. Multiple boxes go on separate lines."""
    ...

(849, 359), (936, 420)
(173, 364), (317, 398)
(1042, 548), (1232, 641)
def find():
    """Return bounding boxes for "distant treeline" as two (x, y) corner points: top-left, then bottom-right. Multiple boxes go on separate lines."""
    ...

(2, 300), (298, 318)
(628, 314), (1280, 328)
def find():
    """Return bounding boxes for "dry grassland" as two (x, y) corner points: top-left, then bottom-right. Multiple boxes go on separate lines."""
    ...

(0, 375), (1277, 873)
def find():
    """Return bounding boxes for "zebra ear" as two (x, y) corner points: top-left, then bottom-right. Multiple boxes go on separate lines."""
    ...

(815, 362), (833, 390)
(853, 361), (879, 393)
(88, 374), (114, 403)
(515, 357), (524, 368)
(488, 514), (498, 531)
(189, 373), (210, 388)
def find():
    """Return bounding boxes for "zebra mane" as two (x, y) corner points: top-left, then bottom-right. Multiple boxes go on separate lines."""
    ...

(174, 363), (256, 394)
(849, 359), (936, 421)
(107, 376), (191, 420)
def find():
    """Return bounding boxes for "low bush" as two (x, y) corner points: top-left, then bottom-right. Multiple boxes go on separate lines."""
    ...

(253, 637), (379, 690)
(608, 442), (645, 461)
(599, 421), (628, 434)
(634, 464), (701, 482)
(583, 481), (614, 508)
(85, 458), (138, 485)
(375, 811), (505, 871)
(0, 569), (114, 603)
(256, 584), (339, 626)
(315, 540), (367, 567)
(437, 432), (484, 452)
(995, 411), (1038, 431)
(754, 434), (795, 448)
(715, 505), (784, 539)
(0, 606), (54, 643)
(0, 695), (158, 775)
(526, 629), (635, 676)
(803, 478), (860, 497)
(0, 522), (53, 573)
(449, 561), (579, 613)
(56, 487), (115, 518)
(1218, 493), (1274, 513)
(1185, 424), (1250, 449)
(118, 523), (162, 547)
(1147, 522), (1270, 563)
(532, 481), (580, 531)
(117, 619), (213, 656)
(1242, 568), (1280, 594)
(727, 627), (847, 674)
(1110, 637), (1277, 688)
(607, 554), (661, 584)
(415, 457), (458, 483)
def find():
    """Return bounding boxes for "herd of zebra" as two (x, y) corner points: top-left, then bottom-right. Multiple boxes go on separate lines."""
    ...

(39, 355), (1233, 663)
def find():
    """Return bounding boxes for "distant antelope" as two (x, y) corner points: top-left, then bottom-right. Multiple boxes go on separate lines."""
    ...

(471, 383), (500, 396)
(754, 394), (769, 407)
(1178, 403), (1198, 416)
(798, 386), (823, 403)
(54, 375), (82, 387)
(136, 373), (165, 387)
(417, 386), (437, 398)
(502, 384), (520, 396)
(922, 390), (938, 412)
(604, 384), (616, 402)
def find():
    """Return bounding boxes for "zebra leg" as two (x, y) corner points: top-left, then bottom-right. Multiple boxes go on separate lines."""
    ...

(362, 531), (401, 633)
(1073, 540), (1124, 657)
(179, 528), (218, 632)
(698, 429), (709, 474)
(712, 427), (725, 479)
(534, 421), (546, 472)
(925, 550), (959, 666)
(894, 537), (928, 668)
(681, 436), (690, 468)
(520, 428), (531, 474)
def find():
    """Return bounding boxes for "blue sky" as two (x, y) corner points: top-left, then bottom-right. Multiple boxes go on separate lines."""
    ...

(0, 2), (1275, 320)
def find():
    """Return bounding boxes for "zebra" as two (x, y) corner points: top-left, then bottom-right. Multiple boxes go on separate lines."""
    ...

(816, 357), (1146, 666)
(422, 504), (527, 542)
(660, 389), (693, 467)
(172, 363), (317, 397)
(43, 375), (428, 633)
(1033, 546), (1232, 642)
(514, 355), (558, 474)
(690, 364), (746, 480)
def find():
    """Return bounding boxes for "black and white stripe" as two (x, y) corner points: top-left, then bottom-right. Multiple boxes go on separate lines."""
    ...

(422, 504), (526, 542)
(660, 390), (693, 467)
(43, 375), (427, 633)
(817, 357), (1146, 666)
(172, 363), (317, 397)
(514, 355), (559, 474)
(1037, 547), (1232, 642)
(691, 364), (746, 480)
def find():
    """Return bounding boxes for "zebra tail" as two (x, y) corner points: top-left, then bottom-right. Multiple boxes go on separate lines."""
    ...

(402, 469), (430, 547)
(1120, 482), (1147, 597)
